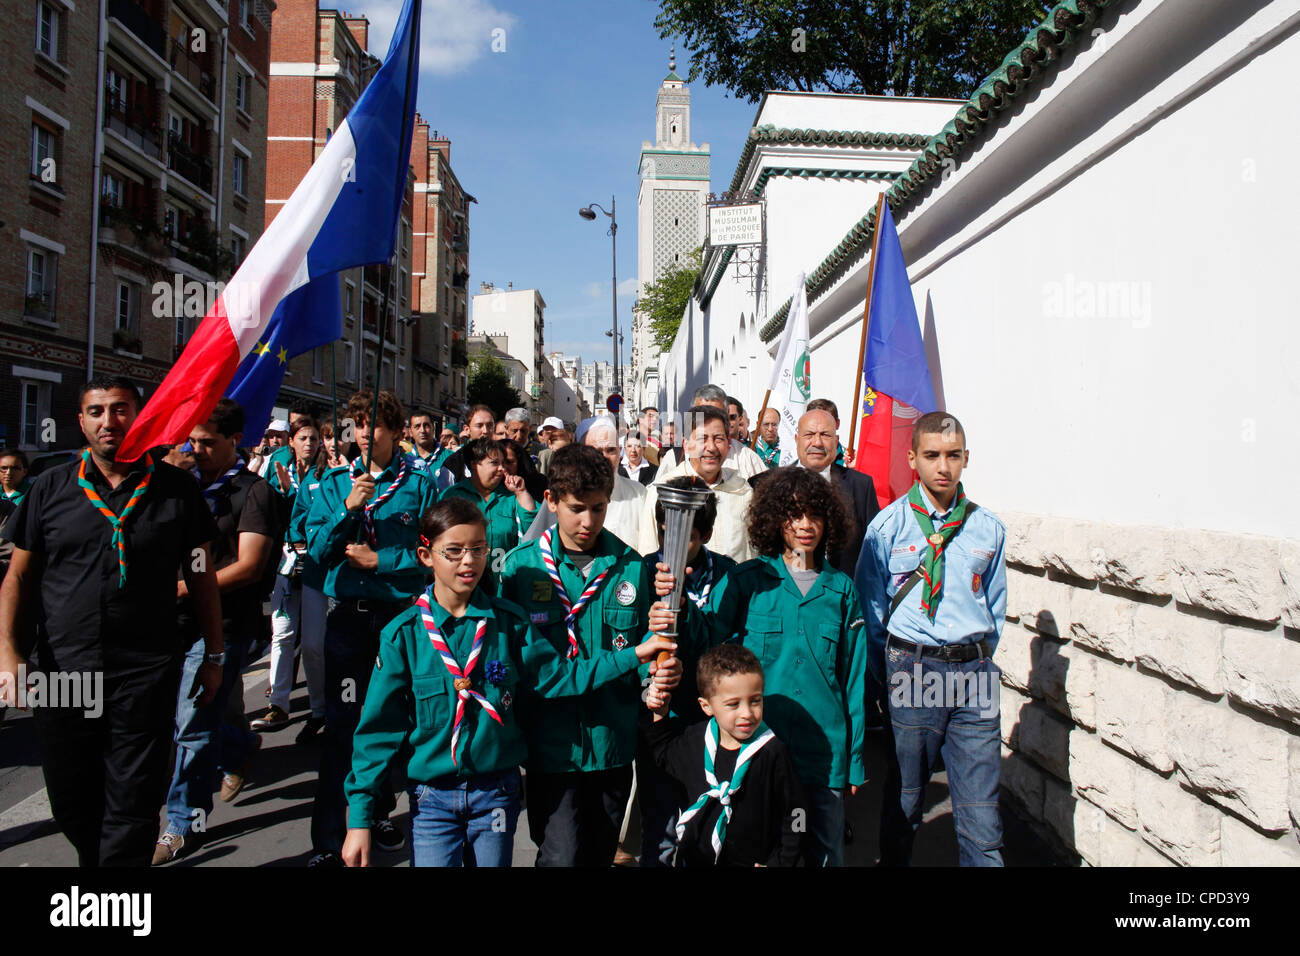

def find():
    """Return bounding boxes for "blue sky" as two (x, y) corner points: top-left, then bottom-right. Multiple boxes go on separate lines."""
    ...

(360, 0), (760, 365)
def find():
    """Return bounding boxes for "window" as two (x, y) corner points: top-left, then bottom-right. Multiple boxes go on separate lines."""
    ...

(25, 248), (56, 319)
(233, 153), (247, 196)
(344, 283), (354, 317)
(312, 346), (324, 383)
(36, 1), (60, 60)
(163, 203), (178, 240)
(230, 233), (245, 267)
(234, 70), (249, 112)
(239, 0), (253, 34)
(343, 341), (356, 382)
(30, 122), (56, 180)
(101, 171), (122, 207)
(20, 381), (52, 449)
(105, 68), (126, 113)
(116, 281), (140, 334)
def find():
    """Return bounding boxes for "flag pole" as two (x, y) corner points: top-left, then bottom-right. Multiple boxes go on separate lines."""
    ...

(749, 388), (770, 449)
(846, 192), (889, 464)
(361, 0), (420, 475)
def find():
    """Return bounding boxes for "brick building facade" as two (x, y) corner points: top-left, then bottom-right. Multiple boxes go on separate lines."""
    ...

(0, 0), (273, 455)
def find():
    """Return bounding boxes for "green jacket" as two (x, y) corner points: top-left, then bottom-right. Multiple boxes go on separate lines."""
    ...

(264, 445), (296, 496)
(685, 553), (868, 789)
(497, 529), (653, 774)
(345, 586), (642, 827)
(439, 479), (538, 559)
(305, 457), (439, 600)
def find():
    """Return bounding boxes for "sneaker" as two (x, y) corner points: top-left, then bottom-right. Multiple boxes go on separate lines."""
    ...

(295, 716), (325, 743)
(250, 705), (289, 731)
(220, 735), (262, 802)
(152, 829), (196, 866)
(372, 819), (406, 852)
(307, 851), (344, 868)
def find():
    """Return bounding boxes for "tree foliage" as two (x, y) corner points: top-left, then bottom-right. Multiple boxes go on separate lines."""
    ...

(635, 247), (703, 354)
(467, 352), (523, 418)
(653, 0), (1051, 102)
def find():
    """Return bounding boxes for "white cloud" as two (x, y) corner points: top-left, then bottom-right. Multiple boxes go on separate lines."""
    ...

(581, 277), (640, 301)
(363, 0), (518, 77)
(582, 281), (603, 300)
(617, 277), (640, 297)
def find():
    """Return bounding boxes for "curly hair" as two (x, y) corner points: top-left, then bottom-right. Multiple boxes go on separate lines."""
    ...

(747, 466), (848, 560)
(546, 444), (614, 501)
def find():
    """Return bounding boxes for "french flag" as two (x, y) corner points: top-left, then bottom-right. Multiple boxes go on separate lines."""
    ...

(852, 199), (938, 508)
(117, 0), (422, 462)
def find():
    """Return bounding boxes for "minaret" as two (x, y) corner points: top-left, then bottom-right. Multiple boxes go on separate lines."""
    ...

(634, 49), (710, 412)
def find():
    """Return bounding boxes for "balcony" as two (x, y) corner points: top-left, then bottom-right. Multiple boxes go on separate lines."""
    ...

(167, 131), (212, 192)
(108, 0), (167, 60)
(169, 40), (216, 102)
(103, 95), (163, 161)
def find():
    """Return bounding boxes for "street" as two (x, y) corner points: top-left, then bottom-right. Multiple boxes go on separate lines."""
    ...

(0, 653), (1057, 867)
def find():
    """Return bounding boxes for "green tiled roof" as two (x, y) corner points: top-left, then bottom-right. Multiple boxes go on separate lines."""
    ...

(728, 127), (931, 194)
(759, 0), (1118, 343)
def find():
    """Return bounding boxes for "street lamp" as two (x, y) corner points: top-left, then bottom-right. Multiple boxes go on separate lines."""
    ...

(579, 197), (622, 404)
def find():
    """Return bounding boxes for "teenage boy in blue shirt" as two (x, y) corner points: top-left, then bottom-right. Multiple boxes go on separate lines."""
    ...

(855, 412), (1008, 867)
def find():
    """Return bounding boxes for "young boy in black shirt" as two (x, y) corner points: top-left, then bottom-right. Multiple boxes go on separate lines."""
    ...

(645, 644), (805, 866)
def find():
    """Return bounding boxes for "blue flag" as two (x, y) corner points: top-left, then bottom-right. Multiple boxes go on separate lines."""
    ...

(224, 273), (342, 437)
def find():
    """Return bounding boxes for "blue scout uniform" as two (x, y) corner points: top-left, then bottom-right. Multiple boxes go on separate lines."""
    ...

(345, 587), (644, 828)
(854, 481), (1008, 867)
(305, 456), (439, 601)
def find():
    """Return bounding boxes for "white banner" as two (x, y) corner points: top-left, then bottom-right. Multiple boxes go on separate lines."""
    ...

(769, 273), (810, 467)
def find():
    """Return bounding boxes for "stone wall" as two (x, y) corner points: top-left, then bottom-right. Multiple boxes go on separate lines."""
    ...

(994, 513), (1300, 866)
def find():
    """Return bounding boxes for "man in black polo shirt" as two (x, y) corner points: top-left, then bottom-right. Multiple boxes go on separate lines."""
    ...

(155, 398), (278, 864)
(0, 377), (223, 867)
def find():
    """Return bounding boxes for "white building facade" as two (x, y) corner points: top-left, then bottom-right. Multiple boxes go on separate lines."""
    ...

(657, 0), (1300, 866)
(470, 282), (550, 418)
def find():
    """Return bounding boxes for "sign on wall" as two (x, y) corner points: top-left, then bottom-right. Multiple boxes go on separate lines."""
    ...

(707, 203), (763, 246)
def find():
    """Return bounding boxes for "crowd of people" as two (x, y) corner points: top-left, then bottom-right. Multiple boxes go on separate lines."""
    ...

(0, 374), (1007, 868)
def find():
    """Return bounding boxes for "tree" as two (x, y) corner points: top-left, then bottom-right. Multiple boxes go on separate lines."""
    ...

(467, 352), (523, 418)
(653, 0), (1050, 102)
(635, 247), (703, 354)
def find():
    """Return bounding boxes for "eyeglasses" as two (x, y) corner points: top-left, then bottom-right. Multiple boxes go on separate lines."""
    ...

(436, 545), (490, 561)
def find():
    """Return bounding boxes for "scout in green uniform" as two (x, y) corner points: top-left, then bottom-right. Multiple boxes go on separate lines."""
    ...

(341, 497), (674, 867)
(497, 443), (683, 866)
(438, 437), (538, 570)
(304, 389), (440, 867)
(0, 449), (32, 505)
(668, 466), (867, 867)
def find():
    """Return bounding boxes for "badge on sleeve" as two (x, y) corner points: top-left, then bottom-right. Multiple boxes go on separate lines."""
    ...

(532, 581), (553, 602)
(972, 572), (982, 593)
(616, 581), (636, 606)
(500, 691), (513, 711)
(613, 635), (628, 650)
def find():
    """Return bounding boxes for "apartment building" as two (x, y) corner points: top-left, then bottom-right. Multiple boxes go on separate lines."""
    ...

(1, 0), (273, 452)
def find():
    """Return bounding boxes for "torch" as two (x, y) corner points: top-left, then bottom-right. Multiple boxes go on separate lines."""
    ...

(653, 480), (713, 664)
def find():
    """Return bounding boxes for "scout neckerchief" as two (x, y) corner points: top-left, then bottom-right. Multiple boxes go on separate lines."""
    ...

(194, 458), (247, 514)
(538, 527), (610, 659)
(1, 479), (30, 505)
(415, 589), (503, 765)
(352, 454), (410, 548)
(685, 549), (714, 609)
(907, 480), (971, 621)
(77, 449), (154, 589)
(675, 718), (775, 862)
(755, 438), (779, 468)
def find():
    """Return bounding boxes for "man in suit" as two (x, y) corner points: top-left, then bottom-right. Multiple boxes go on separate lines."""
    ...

(754, 406), (878, 577)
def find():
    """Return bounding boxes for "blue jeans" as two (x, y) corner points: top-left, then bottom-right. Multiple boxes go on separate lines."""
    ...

(165, 633), (253, 834)
(409, 770), (522, 867)
(805, 786), (845, 866)
(881, 642), (1004, 866)
(310, 601), (399, 855)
